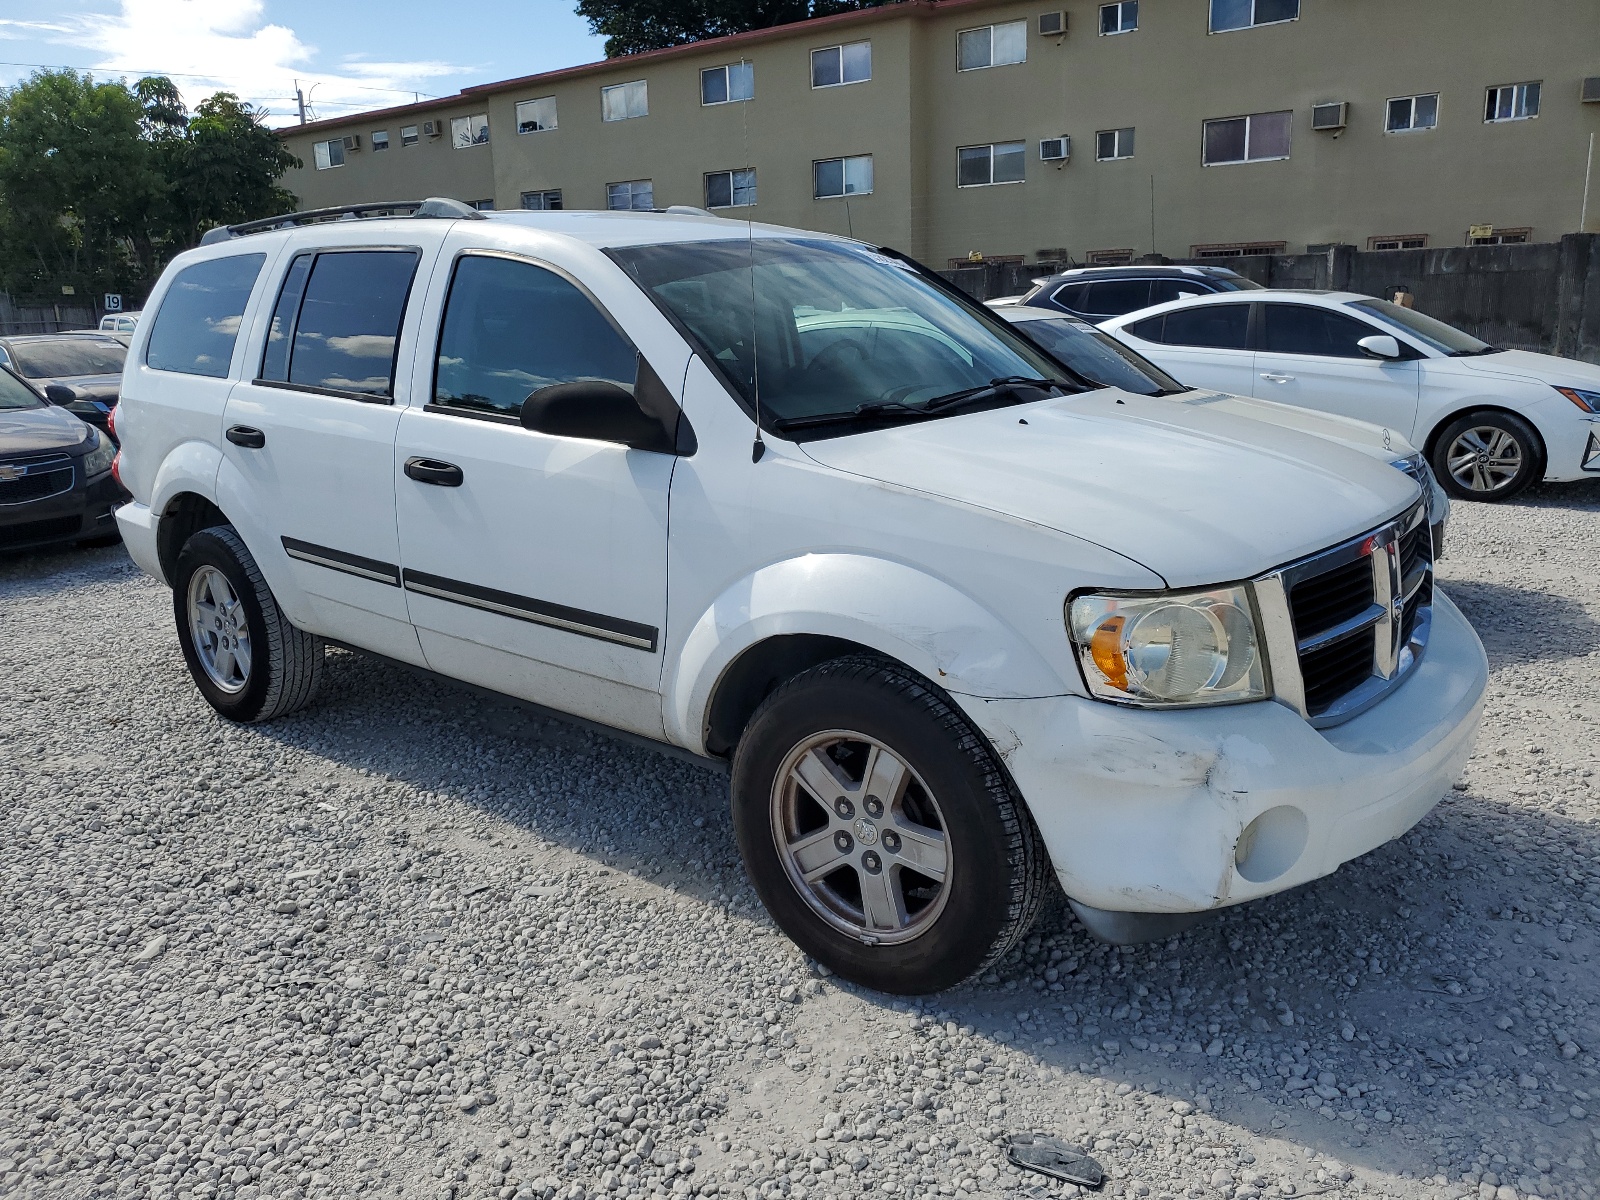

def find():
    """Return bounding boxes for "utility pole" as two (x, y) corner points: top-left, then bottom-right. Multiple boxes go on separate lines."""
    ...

(295, 80), (307, 125)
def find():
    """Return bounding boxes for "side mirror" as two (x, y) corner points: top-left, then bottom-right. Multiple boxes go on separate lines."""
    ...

(1357, 334), (1403, 361)
(520, 379), (677, 454)
(44, 383), (76, 405)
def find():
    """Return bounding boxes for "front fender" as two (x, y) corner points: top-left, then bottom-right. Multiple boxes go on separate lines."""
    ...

(662, 553), (1075, 753)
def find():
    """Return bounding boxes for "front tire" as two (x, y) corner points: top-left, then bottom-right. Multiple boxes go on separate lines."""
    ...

(1431, 411), (1543, 501)
(731, 656), (1048, 994)
(172, 525), (323, 722)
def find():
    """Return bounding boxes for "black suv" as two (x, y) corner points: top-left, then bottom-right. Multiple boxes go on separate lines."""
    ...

(1016, 265), (1262, 323)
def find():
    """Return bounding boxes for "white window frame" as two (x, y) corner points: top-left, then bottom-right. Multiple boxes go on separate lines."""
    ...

(520, 189), (563, 210)
(810, 41), (872, 89)
(1096, 128), (1135, 161)
(1202, 111), (1292, 166)
(704, 167), (758, 209)
(606, 179), (654, 211)
(956, 21), (1028, 71)
(516, 96), (558, 134)
(1485, 82), (1540, 123)
(601, 80), (649, 122)
(371, 130), (390, 151)
(1099, 1), (1138, 35)
(313, 139), (345, 170)
(956, 141), (1026, 187)
(700, 62), (754, 106)
(1384, 93), (1438, 134)
(400, 125), (419, 147)
(1208, 0), (1299, 33)
(1368, 234), (1427, 251)
(451, 113), (490, 149)
(813, 154), (874, 199)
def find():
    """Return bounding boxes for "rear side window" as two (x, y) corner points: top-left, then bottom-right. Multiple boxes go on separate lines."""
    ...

(1130, 304), (1250, 349)
(259, 249), (421, 398)
(145, 254), (266, 378)
(1260, 304), (1377, 358)
(433, 254), (637, 418)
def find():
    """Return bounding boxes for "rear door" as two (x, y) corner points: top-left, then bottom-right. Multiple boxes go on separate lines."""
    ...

(1251, 302), (1420, 434)
(1115, 301), (1256, 394)
(219, 233), (443, 664)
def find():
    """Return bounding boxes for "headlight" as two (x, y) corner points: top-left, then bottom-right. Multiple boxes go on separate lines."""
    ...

(1067, 585), (1267, 707)
(1553, 386), (1600, 414)
(82, 428), (115, 477)
(1390, 452), (1439, 518)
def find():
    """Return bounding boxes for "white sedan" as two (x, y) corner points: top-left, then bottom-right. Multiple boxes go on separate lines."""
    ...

(1101, 290), (1600, 501)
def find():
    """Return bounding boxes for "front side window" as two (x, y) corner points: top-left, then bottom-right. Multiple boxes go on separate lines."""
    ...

(1016, 317), (1182, 395)
(434, 255), (636, 419)
(1485, 82), (1540, 122)
(521, 189), (564, 210)
(607, 179), (654, 211)
(313, 139), (345, 170)
(957, 21), (1027, 70)
(811, 41), (872, 88)
(602, 80), (649, 122)
(259, 250), (421, 398)
(701, 62), (754, 105)
(451, 113), (490, 149)
(1260, 304), (1380, 358)
(1099, 1), (1138, 34)
(957, 142), (1025, 186)
(705, 168), (757, 209)
(1203, 111), (1291, 164)
(371, 130), (390, 151)
(1096, 128), (1135, 160)
(1386, 94), (1438, 133)
(1127, 303), (1251, 349)
(144, 254), (265, 379)
(516, 96), (558, 134)
(1209, 0), (1298, 32)
(813, 155), (874, 198)
(400, 125), (419, 146)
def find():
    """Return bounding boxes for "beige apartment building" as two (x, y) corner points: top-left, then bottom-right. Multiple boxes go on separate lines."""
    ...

(278, 0), (1600, 267)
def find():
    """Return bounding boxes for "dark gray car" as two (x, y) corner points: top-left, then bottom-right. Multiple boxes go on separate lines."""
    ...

(0, 333), (127, 439)
(0, 364), (125, 551)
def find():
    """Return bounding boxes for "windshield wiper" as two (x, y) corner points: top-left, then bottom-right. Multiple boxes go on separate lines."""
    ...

(773, 401), (935, 431)
(773, 378), (1062, 431)
(1449, 345), (1505, 357)
(921, 376), (1063, 411)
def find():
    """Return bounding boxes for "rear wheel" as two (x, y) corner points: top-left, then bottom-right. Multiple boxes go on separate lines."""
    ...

(172, 525), (323, 722)
(731, 656), (1048, 994)
(1431, 411), (1543, 501)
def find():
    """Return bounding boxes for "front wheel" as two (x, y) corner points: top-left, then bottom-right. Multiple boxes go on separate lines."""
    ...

(731, 656), (1049, 994)
(1431, 411), (1543, 501)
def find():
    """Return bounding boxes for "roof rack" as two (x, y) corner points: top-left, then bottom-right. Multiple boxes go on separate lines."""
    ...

(199, 197), (485, 245)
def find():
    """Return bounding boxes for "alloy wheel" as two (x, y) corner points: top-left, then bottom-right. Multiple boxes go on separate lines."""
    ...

(1445, 426), (1523, 493)
(186, 565), (252, 694)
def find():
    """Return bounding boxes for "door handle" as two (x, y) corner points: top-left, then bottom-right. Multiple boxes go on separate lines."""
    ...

(404, 457), (464, 487)
(225, 425), (266, 449)
(1259, 373), (1295, 384)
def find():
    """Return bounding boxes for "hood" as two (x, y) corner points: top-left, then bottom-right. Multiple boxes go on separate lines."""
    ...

(799, 390), (1420, 588)
(1173, 390), (1417, 458)
(1441, 349), (1600, 390)
(0, 404), (94, 455)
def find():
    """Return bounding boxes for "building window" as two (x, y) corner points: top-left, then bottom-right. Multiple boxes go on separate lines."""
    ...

(1203, 111), (1292, 165)
(312, 139), (345, 170)
(516, 97), (557, 134)
(1386, 94), (1438, 133)
(1085, 248), (1135, 265)
(1368, 235), (1427, 250)
(811, 41), (872, 88)
(813, 155), (873, 198)
(1209, 0), (1298, 32)
(471, 199), (495, 211)
(1467, 227), (1530, 246)
(1485, 82), (1539, 122)
(400, 125), (419, 146)
(602, 80), (649, 122)
(957, 21), (1027, 70)
(521, 190), (563, 210)
(957, 141), (1025, 187)
(1099, 2), (1138, 34)
(704, 168), (758, 209)
(607, 179), (654, 211)
(701, 62), (754, 105)
(371, 130), (390, 151)
(1190, 240), (1286, 257)
(1096, 128), (1135, 160)
(451, 113), (489, 149)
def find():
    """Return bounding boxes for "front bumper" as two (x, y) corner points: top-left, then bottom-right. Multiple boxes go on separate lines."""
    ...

(1544, 414), (1600, 481)
(958, 590), (1487, 915)
(0, 467), (124, 552)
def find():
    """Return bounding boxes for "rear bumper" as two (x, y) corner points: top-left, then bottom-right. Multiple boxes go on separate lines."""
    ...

(957, 590), (1487, 915)
(115, 499), (164, 581)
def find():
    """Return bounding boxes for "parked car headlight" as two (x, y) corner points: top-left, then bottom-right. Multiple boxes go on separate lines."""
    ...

(82, 428), (116, 477)
(1067, 586), (1267, 707)
(1553, 386), (1600, 414)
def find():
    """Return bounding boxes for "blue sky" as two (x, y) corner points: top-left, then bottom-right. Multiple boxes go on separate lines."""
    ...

(0, 0), (608, 126)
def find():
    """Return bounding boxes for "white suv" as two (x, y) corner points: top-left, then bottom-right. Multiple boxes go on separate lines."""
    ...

(114, 199), (1488, 994)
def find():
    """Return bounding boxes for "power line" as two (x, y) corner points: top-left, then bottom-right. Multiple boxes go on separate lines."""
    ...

(0, 59), (442, 98)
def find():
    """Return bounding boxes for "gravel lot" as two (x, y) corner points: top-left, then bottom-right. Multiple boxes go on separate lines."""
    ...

(2, 480), (1599, 1200)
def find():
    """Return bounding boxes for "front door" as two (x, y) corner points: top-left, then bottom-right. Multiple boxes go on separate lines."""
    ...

(1251, 302), (1420, 435)
(394, 249), (679, 738)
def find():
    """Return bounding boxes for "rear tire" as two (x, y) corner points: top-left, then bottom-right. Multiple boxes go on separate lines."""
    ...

(731, 656), (1049, 994)
(1430, 411), (1543, 502)
(172, 525), (323, 722)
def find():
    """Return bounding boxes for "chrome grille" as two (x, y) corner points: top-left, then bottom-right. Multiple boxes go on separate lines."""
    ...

(0, 452), (74, 506)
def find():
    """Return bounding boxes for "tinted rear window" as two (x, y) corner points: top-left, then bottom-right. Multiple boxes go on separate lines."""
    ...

(261, 250), (420, 398)
(1130, 304), (1251, 350)
(145, 254), (266, 378)
(11, 338), (128, 379)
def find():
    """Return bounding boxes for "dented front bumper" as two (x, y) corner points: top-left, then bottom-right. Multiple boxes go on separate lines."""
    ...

(957, 591), (1487, 917)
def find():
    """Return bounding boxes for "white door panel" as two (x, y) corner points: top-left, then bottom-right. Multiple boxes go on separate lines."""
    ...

(1252, 302), (1421, 438)
(1142, 345), (1258, 396)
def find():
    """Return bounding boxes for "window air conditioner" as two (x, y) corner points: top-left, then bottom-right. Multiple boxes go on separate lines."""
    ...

(422, 120), (442, 138)
(1311, 102), (1348, 131)
(1039, 136), (1071, 162)
(341, 134), (361, 152)
(1038, 11), (1066, 35)
(1583, 76), (1600, 103)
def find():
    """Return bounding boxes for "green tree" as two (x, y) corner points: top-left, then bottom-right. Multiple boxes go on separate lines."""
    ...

(577, 0), (897, 57)
(161, 92), (300, 248)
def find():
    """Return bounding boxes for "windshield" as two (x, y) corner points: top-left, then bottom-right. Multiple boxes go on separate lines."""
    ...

(608, 238), (1077, 431)
(7, 338), (127, 378)
(1348, 298), (1498, 356)
(0, 366), (43, 410)
(1011, 315), (1187, 396)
